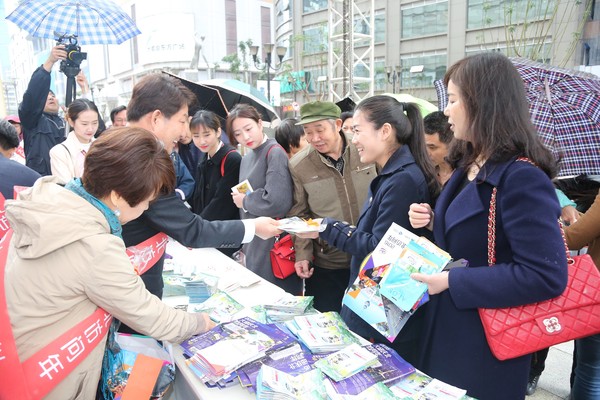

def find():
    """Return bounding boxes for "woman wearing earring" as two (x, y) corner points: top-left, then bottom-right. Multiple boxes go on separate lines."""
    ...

(189, 110), (241, 257)
(226, 104), (301, 294)
(408, 53), (567, 399)
(4, 128), (214, 400)
(49, 98), (99, 182)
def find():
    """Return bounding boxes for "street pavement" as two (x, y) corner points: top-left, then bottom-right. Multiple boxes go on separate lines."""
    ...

(528, 341), (573, 400)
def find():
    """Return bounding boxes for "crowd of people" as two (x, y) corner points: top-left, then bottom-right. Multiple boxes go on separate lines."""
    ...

(1, 46), (599, 399)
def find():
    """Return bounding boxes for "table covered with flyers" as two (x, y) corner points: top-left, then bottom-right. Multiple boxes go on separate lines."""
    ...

(160, 229), (475, 400)
(161, 241), (286, 400)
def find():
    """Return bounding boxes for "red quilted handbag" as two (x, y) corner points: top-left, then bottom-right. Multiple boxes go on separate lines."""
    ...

(479, 186), (600, 361)
(270, 234), (296, 279)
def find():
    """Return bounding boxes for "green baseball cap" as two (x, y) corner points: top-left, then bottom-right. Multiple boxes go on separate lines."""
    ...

(296, 101), (341, 125)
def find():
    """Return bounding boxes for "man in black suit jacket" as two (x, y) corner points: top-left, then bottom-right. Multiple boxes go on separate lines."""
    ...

(122, 74), (282, 305)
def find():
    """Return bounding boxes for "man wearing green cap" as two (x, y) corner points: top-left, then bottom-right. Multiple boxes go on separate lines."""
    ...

(288, 101), (376, 312)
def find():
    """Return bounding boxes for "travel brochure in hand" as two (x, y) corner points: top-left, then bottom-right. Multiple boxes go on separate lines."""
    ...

(277, 216), (325, 234)
(232, 179), (253, 194)
(343, 222), (451, 342)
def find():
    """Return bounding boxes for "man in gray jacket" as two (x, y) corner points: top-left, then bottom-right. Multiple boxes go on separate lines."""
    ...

(288, 101), (376, 312)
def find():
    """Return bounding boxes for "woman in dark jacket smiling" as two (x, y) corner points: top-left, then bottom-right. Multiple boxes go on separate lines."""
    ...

(300, 95), (440, 365)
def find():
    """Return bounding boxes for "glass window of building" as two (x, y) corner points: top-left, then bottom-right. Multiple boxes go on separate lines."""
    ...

(465, 41), (551, 63)
(353, 62), (370, 92)
(352, 10), (384, 45)
(351, 59), (385, 92)
(467, 0), (557, 29)
(303, 67), (323, 93)
(277, 0), (293, 26)
(303, 0), (327, 14)
(401, 1), (448, 39)
(374, 58), (386, 91)
(375, 11), (385, 44)
(400, 53), (447, 88)
(302, 25), (328, 54)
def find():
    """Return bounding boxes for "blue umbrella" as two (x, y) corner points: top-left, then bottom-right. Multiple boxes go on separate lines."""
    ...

(6, 0), (141, 45)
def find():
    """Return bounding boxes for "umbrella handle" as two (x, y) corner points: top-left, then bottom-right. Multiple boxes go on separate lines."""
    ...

(544, 78), (552, 106)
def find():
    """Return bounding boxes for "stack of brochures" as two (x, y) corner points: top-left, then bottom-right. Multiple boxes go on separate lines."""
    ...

(162, 272), (193, 297)
(256, 364), (326, 399)
(180, 317), (297, 386)
(188, 290), (244, 323)
(324, 381), (398, 400)
(315, 343), (379, 381)
(390, 370), (470, 399)
(263, 295), (316, 322)
(238, 344), (326, 391)
(343, 223), (451, 342)
(322, 343), (415, 395)
(184, 273), (219, 304)
(285, 312), (362, 353)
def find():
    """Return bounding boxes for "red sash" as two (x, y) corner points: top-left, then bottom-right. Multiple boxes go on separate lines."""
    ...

(0, 193), (8, 240)
(126, 232), (169, 275)
(0, 231), (113, 399)
(0, 206), (168, 398)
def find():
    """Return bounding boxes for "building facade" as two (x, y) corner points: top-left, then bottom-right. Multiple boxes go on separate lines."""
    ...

(2, 0), (598, 117)
(274, 0), (599, 107)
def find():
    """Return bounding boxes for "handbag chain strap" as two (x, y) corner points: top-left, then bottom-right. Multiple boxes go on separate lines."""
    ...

(487, 157), (571, 267)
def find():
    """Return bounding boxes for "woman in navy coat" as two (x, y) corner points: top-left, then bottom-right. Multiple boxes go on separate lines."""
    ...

(301, 95), (440, 365)
(409, 53), (568, 399)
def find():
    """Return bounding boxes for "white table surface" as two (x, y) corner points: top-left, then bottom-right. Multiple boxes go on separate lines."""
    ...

(162, 240), (287, 400)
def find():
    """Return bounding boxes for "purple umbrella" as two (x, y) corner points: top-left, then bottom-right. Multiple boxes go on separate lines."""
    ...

(510, 57), (600, 177)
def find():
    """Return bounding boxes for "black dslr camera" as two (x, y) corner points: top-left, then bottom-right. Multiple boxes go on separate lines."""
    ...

(56, 33), (87, 76)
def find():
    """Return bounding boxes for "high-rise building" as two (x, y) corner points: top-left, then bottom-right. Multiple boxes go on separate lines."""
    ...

(274, 0), (598, 107)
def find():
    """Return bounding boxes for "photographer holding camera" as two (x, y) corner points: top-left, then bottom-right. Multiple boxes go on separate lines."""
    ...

(18, 44), (89, 176)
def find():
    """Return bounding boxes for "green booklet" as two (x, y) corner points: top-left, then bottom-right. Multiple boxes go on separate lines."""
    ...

(315, 343), (378, 381)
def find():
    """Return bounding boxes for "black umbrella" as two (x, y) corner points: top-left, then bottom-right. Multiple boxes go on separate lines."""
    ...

(165, 73), (279, 123)
(336, 97), (356, 112)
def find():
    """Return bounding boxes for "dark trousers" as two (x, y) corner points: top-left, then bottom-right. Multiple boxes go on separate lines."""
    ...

(529, 347), (550, 378)
(304, 265), (350, 313)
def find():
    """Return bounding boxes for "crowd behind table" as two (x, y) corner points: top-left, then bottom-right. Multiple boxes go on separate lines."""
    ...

(1, 50), (599, 399)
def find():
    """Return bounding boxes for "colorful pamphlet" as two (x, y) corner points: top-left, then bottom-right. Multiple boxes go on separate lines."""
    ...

(324, 381), (398, 400)
(329, 343), (415, 395)
(256, 364), (326, 399)
(188, 290), (244, 323)
(264, 295), (315, 314)
(277, 216), (325, 233)
(343, 223), (450, 341)
(180, 316), (297, 384)
(232, 179), (253, 194)
(315, 343), (379, 381)
(284, 312), (364, 353)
